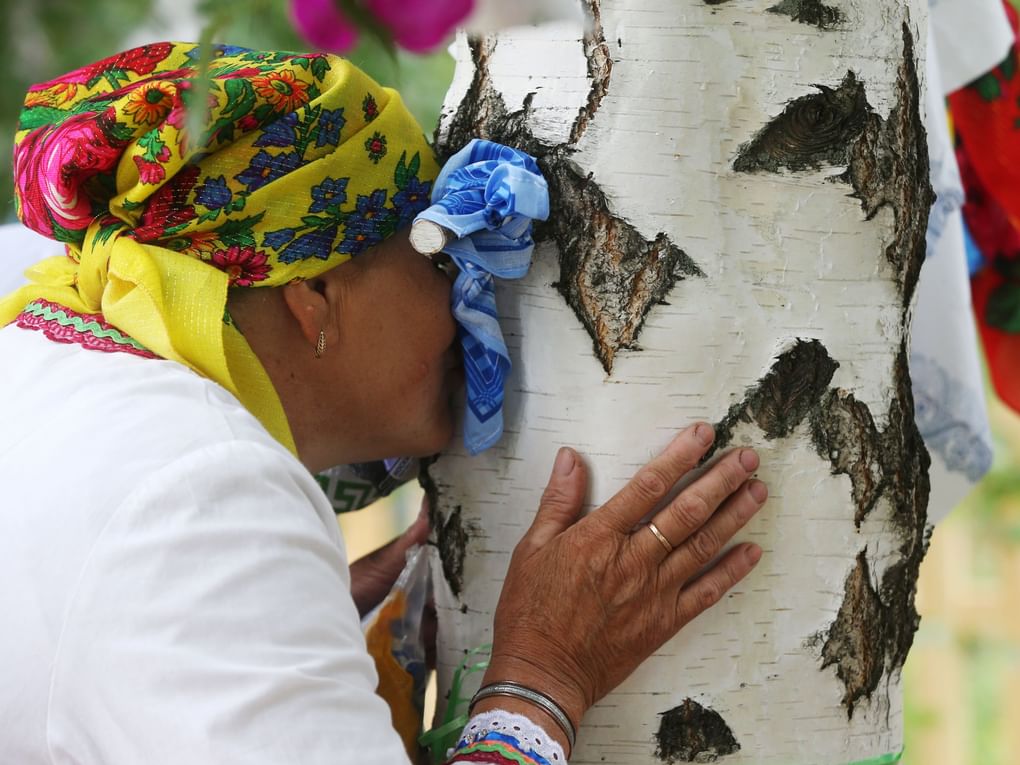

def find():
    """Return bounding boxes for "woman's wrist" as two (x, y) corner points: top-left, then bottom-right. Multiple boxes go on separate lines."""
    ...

(482, 656), (588, 726)
(469, 694), (572, 756)
(476, 656), (589, 756)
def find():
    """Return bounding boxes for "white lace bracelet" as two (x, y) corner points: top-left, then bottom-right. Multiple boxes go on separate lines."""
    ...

(456, 709), (568, 762)
(469, 681), (577, 752)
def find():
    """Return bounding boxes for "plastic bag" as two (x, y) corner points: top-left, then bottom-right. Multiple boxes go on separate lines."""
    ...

(363, 544), (431, 760)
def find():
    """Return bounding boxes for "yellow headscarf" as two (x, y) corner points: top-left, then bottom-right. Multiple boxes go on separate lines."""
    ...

(1, 42), (439, 453)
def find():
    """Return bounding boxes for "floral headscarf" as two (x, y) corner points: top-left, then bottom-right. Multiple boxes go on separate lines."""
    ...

(1, 42), (439, 452)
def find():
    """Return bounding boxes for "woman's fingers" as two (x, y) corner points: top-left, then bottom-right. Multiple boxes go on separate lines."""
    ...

(660, 478), (767, 582)
(633, 447), (760, 562)
(524, 447), (589, 549)
(349, 501), (431, 616)
(599, 423), (716, 534)
(673, 543), (762, 627)
(487, 427), (768, 727)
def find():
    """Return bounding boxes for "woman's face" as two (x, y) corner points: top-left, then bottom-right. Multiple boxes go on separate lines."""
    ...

(326, 232), (461, 460)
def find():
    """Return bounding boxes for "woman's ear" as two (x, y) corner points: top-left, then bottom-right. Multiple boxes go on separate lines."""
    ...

(281, 278), (334, 349)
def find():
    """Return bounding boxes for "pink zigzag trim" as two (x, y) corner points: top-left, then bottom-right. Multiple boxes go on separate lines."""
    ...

(15, 300), (160, 360)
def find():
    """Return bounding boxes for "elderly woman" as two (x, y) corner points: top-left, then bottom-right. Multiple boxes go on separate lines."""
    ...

(0, 44), (768, 764)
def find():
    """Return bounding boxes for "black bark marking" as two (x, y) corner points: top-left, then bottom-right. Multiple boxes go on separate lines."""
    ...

(734, 25), (934, 303)
(870, 345), (930, 688)
(713, 339), (838, 445)
(810, 390), (884, 527)
(654, 699), (740, 763)
(767, 0), (844, 29)
(819, 552), (886, 717)
(436, 505), (469, 598)
(419, 459), (472, 597)
(569, 0), (613, 144)
(733, 72), (870, 174)
(546, 162), (703, 372)
(839, 24), (934, 308)
(440, 33), (702, 374)
(710, 339), (886, 528)
(710, 341), (929, 718)
(821, 401), (929, 721)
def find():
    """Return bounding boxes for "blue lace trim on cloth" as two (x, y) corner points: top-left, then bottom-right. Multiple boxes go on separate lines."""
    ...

(925, 147), (965, 256)
(909, 30), (993, 494)
(911, 353), (994, 481)
(414, 139), (549, 455)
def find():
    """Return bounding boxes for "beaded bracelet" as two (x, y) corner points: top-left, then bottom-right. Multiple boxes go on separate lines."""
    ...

(469, 681), (577, 753)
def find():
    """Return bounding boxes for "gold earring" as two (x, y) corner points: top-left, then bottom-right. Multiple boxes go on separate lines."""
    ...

(314, 330), (326, 358)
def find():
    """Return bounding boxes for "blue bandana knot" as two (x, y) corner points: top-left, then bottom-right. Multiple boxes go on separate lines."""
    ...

(413, 139), (550, 455)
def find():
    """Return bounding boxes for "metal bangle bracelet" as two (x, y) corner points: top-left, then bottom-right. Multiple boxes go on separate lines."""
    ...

(469, 681), (577, 752)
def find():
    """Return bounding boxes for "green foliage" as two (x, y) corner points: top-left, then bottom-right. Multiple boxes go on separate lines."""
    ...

(394, 150), (422, 190)
(1, 0), (160, 219)
(194, 0), (454, 130)
(986, 283), (1020, 333)
(0, 0), (453, 222)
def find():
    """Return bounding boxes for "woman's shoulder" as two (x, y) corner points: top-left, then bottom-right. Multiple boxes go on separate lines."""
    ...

(0, 321), (286, 463)
(0, 322), (326, 548)
(0, 325), (348, 761)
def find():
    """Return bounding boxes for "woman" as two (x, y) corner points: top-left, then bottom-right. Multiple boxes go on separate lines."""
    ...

(0, 44), (768, 764)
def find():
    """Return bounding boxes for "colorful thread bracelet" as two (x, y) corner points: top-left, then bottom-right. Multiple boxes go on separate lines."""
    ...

(469, 681), (576, 753)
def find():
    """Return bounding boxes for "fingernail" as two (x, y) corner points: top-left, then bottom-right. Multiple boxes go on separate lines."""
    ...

(748, 479), (768, 504)
(418, 496), (429, 521)
(695, 423), (714, 446)
(554, 447), (576, 476)
(740, 449), (759, 471)
(745, 544), (762, 565)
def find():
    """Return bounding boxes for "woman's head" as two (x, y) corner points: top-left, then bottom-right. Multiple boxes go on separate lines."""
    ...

(229, 229), (460, 471)
(2, 42), (442, 458)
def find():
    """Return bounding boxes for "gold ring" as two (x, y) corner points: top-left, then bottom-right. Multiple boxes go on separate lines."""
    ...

(647, 522), (673, 554)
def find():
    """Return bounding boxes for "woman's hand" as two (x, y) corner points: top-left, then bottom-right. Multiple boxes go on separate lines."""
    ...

(480, 423), (767, 740)
(349, 502), (430, 617)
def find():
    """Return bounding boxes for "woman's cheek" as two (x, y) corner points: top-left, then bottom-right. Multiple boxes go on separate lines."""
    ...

(410, 360), (431, 385)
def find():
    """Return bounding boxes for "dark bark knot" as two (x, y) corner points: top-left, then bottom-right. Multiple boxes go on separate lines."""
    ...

(545, 164), (703, 373)
(733, 71), (870, 174)
(654, 699), (740, 763)
(420, 460), (473, 598)
(768, 0), (844, 28)
(710, 338), (929, 718)
(734, 25), (934, 306)
(439, 14), (704, 376)
(704, 0), (844, 28)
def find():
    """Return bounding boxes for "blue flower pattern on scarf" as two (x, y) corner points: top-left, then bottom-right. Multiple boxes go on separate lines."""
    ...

(253, 112), (300, 148)
(339, 189), (388, 255)
(260, 151), (431, 266)
(234, 149), (302, 192)
(278, 225), (338, 263)
(194, 175), (232, 210)
(413, 139), (549, 455)
(310, 177), (349, 213)
(316, 108), (346, 148)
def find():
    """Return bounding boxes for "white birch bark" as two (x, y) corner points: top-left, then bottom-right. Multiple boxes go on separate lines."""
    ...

(427, 2), (932, 763)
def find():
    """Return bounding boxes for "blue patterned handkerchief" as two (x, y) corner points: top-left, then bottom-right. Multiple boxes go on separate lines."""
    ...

(413, 139), (550, 455)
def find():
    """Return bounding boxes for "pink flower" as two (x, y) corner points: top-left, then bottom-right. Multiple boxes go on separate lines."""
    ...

(289, 0), (359, 53)
(133, 156), (166, 186)
(134, 165), (200, 241)
(367, 0), (473, 53)
(210, 245), (272, 286)
(13, 110), (125, 237)
(237, 114), (261, 132)
(28, 42), (175, 89)
(289, 0), (473, 54)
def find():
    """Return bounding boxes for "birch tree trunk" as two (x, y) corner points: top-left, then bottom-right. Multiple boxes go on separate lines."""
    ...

(425, 2), (933, 763)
